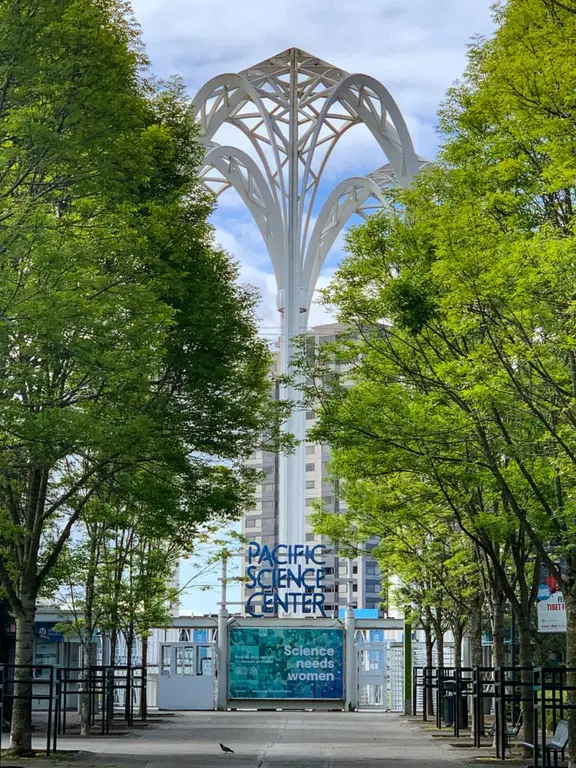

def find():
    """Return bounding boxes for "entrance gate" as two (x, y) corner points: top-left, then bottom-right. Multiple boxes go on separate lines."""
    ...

(157, 641), (215, 710)
(356, 641), (404, 711)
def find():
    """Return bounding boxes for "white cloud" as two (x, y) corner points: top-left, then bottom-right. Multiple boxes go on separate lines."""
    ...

(132, 0), (494, 152)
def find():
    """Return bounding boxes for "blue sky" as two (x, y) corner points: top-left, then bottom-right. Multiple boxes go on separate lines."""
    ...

(129, 0), (496, 614)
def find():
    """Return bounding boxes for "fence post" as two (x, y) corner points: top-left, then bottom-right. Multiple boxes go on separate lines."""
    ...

(422, 667), (428, 722)
(499, 667), (507, 761)
(141, 665), (147, 721)
(53, 669), (60, 754)
(46, 666), (53, 756)
(412, 668), (417, 717)
(436, 667), (442, 730)
(533, 668), (540, 768)
(404, 623), (412, 715)
(454, 668), (460, 738)
(473, 667), (480, 748)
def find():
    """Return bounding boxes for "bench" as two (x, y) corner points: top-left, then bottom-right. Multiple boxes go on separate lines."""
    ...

(488, 710), (523, 754)
(519, 718), (568, 766)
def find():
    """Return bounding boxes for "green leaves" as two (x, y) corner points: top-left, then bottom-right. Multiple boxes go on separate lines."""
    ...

(0, 0), (273, 623)
(297, 0), (576, 645)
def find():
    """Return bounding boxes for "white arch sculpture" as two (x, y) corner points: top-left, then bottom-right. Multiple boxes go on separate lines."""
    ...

(193, 48), (427, 573)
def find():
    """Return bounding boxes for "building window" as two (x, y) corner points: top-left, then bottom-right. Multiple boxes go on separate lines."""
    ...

(366, 563), (378, 576)
(339, 563), (348, 575)
(306, 445), (316, 455)
(263, 501), (274, 511)
(306, 410), (315, 420)
(306, 463), (315, 472)
(353, 565), (358, 575)
(306, 480), (315, 489)
(245, 519), (257, 528)
(366, 582), (380, 593)
(305, 532), (316, 541)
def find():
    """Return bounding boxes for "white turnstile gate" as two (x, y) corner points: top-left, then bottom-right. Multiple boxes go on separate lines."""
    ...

(356, 642), (404, 711)
(157, 642), (215, 710)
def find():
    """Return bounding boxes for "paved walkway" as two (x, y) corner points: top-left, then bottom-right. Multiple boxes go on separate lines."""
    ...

(3, 711), (472, 767)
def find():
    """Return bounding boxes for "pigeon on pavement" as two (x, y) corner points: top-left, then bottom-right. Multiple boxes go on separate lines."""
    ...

(220, 743), (235, 754)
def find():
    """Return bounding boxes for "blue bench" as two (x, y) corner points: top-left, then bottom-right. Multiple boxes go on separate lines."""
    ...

(519, 718), (568, 766)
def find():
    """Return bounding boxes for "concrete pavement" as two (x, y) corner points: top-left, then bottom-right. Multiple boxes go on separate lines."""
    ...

(3, 711), (473, 767)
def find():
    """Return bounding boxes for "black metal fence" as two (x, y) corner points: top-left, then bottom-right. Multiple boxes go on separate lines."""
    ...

(413, 665), (471, 734)
(532, 666), (576, 768)
(0, 663), (147, 759)
(412, 663), (576, 765)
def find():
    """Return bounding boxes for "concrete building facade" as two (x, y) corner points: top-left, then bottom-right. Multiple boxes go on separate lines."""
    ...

(242, 322), (383, 616)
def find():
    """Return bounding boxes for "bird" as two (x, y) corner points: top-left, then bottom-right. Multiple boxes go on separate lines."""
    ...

(220, 743), (234, 754)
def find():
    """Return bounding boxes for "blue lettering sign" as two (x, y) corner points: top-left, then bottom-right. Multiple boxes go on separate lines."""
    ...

(244, 542), (328, 616)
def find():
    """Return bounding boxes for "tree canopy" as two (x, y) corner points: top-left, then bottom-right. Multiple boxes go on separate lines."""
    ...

(297, 0), (576, 754)
(0, 0), (275, 754)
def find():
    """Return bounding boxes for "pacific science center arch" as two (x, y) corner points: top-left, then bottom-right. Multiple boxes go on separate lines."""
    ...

(192, 47), (429, 595)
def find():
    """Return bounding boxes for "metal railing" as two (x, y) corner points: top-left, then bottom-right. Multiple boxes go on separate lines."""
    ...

(0, 663), (148, 759)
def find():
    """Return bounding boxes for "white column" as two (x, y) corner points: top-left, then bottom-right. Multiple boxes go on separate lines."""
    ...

(216, 558), (228, 710)
(344, 557), (357, 710)
(278, 49), (306, 614)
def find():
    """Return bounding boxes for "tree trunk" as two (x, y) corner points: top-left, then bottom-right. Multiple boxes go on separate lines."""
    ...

(434, 623), (445, 667)
(80, 537), (97, 736)
(79, 631), (96, 736)
(470, 594), (484, 669)
(110, 628), (117, 669)
(453, 623), (463, 669)
(9, 600), (36, 756)
(491, 592), (506, 669)
(425, 623), (435, 714)
(469, 595), (485, 739)
(139, 635), (147, 720)
(565, 585), (576, 768)
(518, 625), (534, 757)
(124, 627), (133, 723)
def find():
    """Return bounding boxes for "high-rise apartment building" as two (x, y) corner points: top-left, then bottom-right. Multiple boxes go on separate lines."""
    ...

(242, 322), (383, 616)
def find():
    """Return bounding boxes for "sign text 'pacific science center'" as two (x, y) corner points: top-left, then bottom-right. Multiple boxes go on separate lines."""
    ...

(245, 542), (328, 616)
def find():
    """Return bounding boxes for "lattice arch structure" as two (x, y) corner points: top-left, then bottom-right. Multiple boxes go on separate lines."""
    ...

(192, 48), (427, 560)
(193, 47), (427, 307)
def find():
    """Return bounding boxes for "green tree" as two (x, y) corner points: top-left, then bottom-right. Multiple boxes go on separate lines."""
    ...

(298, 1), (576, 754)
(0, 0), (273, 754)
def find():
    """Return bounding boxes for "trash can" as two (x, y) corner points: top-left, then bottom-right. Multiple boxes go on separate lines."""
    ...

(444, 691), (455, 726)
(443, 681), (468, 728)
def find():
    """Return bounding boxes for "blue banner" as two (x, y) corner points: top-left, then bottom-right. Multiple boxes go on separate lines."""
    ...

(229, 627), (344, 700)
(35, 622), (64, 643)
